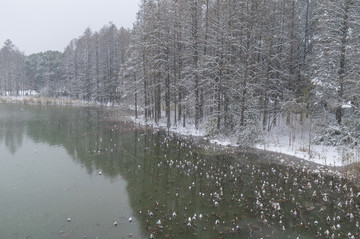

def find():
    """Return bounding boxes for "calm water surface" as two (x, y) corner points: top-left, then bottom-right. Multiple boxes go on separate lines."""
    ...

(0, 104), (359, 239)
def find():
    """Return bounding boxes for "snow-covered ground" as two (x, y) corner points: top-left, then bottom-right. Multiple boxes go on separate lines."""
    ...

(256, 127), (342, 167)
(255, 114), (360, 167)
(133, 114), (354, 167)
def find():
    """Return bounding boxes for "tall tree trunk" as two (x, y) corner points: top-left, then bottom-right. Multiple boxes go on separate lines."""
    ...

(337, 0), (350, 125)
(217, 89), (221, 130)
(166, 52), (171, 129)
(143, 52), (148, 122)
(134, 75), (138, 119)
(178, 91), (182, 122)
(192, 0), (200, 130)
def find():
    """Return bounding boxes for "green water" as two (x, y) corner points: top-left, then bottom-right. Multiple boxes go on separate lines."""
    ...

(0, 104), (359, 239)
(0, 104), (142, 239)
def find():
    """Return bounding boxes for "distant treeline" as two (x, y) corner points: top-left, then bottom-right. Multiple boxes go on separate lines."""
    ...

(0, 23), (130, 104)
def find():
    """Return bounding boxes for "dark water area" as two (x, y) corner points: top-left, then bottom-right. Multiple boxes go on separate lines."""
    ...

(0, 104), (359, 239)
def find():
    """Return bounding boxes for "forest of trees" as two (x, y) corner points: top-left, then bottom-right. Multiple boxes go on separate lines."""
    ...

(0, 23), (131, 103)
(0, 0), (359, 148)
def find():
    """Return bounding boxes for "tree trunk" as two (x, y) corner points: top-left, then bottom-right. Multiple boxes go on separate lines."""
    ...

(217, 89), (221, 130)
(166, 66), (171, 129)
(178, 91), (182, 122)
(337, 0), (349, 125)
(192, 0), (200, 130)
(240, 87), (246, 126)
(134, 75), (138, 119)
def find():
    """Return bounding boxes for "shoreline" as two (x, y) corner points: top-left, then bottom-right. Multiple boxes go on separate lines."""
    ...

(0, 95), (354, 169)
(131, 115), (351, 169)
(129, 116), (360, 180)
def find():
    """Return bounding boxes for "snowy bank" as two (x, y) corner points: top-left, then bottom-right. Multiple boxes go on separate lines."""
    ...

(256, 132), (342, 167)
(133, 114), (352, 168)
(255, 114), (360, 167)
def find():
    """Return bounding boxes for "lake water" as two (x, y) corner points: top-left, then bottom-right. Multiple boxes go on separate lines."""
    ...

(0, 104), (359, 239)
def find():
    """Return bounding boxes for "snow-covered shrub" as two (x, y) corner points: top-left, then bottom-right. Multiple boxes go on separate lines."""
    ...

(203, 119), (220, 136)
(203, 114), (261, 147)
(339, 120), (360, 149)
(235, 121), (262, 147)
(314, 116), (360, 149)
(39, 86), (51, 98)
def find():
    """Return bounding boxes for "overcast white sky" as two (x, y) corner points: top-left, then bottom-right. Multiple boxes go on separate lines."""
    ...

(0, 0), (140, 55)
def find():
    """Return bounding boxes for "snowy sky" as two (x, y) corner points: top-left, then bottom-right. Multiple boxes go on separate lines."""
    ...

(0, 0), (140, 55)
